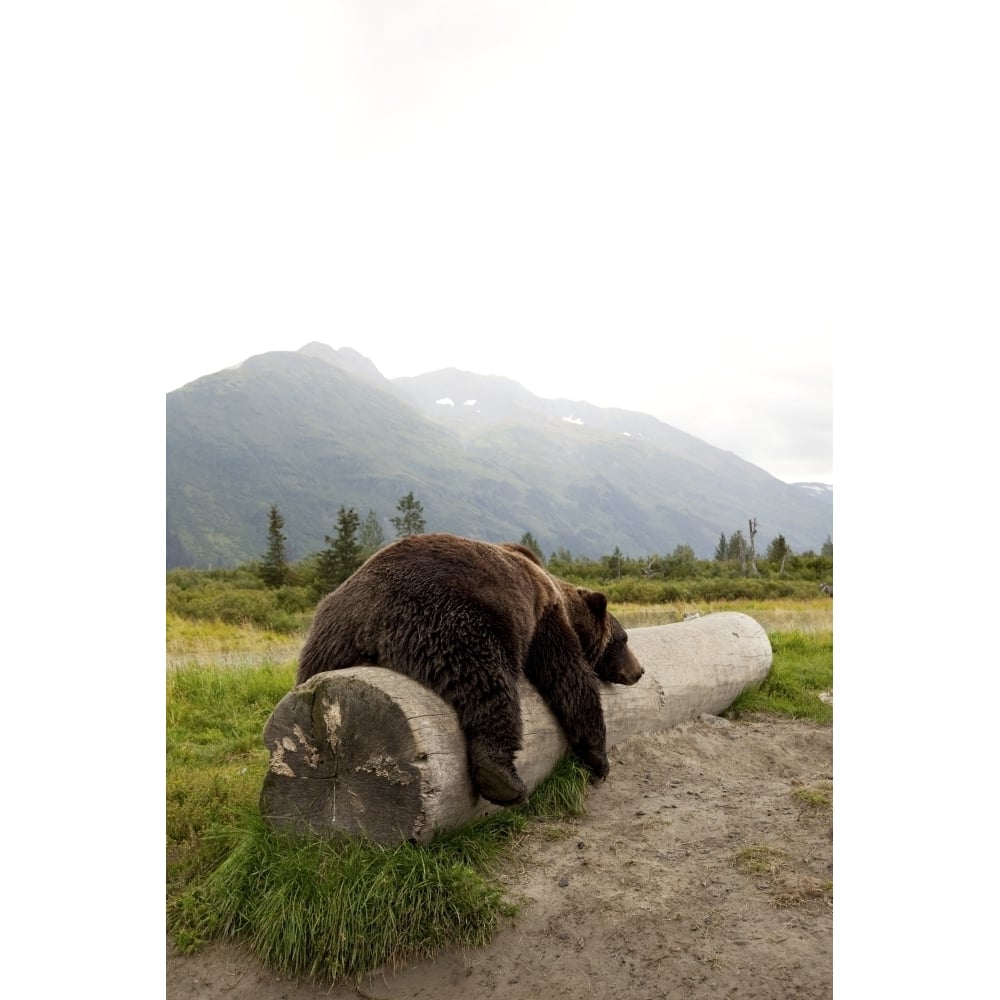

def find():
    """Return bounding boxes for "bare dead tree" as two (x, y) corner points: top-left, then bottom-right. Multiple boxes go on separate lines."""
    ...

(747, 517), (759, 576)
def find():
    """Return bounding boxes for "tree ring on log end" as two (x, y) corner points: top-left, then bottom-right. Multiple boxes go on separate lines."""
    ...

(260, 669), (432, 843)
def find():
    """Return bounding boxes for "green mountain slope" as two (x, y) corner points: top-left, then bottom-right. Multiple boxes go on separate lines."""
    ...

(166, 346), (832, 568)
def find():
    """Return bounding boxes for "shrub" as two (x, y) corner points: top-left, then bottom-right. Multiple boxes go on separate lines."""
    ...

(167, 579), (314, 632)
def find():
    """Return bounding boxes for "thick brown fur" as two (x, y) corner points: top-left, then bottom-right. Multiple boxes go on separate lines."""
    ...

(296, 533), (644, 805)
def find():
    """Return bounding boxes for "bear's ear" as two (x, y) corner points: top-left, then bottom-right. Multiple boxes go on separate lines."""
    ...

(583, 590), (607, 619)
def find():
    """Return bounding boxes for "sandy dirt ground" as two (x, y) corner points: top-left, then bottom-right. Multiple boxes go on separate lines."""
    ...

(167, 713), (832, 999)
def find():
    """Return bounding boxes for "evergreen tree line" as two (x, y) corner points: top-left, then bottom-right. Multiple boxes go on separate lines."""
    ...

(258, 495), (832, 596)
(259, 492), (426, 595)
(167, 497), (832, 632)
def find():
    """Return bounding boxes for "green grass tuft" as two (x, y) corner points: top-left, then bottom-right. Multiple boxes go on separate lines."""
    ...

(727, 630), (832, 723)
(733, 843), (787, 877)
(792, 782), (833, 810)
(168, 758), (589, 982)
(521, 755), (590, 818)
(170, 812), (512, 978)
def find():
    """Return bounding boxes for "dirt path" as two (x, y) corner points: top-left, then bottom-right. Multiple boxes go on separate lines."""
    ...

(167, 714), (832, 999)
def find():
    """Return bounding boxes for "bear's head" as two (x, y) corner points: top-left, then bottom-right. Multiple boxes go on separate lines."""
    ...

(564, 585), (644, 685)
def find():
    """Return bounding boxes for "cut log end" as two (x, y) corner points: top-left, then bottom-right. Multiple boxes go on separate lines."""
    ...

(260, 612), (772, 845)
(259, 668), (474, 843)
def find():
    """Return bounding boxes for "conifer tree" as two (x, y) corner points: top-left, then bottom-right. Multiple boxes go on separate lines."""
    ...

(766, 533), (790, 573)
(260, 504), (288, 589)
(604, 546), (624, 579)
(391, 491), (426, 538)
(725, 529), (746, 561)
(519, 532), (544, 560)
(316, 506), (362, 593)
(714, 531), (727, 562)
(359, 509), (386, 560)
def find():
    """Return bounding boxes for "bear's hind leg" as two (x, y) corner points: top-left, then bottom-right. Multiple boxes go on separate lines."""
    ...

(467, 735), (528, 806)
(441, 662), (527, 806)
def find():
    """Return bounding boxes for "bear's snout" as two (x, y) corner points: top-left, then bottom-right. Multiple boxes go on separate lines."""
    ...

(597, 643), (644, 685)
(619, 652), (644, 685)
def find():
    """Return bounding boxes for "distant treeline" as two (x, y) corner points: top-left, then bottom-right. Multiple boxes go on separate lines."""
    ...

(167, 509), (833, 633)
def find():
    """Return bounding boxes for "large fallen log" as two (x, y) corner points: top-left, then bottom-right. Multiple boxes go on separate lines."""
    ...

(259, 612), (771, 845)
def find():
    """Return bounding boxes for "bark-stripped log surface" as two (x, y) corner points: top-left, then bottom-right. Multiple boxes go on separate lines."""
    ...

(259, 612), (772, 845)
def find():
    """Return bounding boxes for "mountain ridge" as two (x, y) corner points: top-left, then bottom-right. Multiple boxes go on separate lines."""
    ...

(165, 344), (832, 568)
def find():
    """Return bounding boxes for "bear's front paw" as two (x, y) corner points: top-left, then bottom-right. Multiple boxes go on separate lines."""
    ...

(577, 746), (610, 783)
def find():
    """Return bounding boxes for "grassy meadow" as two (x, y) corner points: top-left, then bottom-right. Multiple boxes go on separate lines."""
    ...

(613, 596), (833, 633)
(166, 599), (832, 982)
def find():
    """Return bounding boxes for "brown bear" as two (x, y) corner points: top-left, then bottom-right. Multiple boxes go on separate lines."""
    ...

(296, 532), (644, 806)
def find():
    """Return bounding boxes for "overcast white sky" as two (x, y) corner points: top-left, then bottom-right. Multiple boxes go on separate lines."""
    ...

(147, 1), (834, 484)
(6, 4), (995, 493)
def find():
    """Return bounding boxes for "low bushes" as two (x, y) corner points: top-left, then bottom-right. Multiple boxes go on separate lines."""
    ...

(167, 570), (314, 632)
